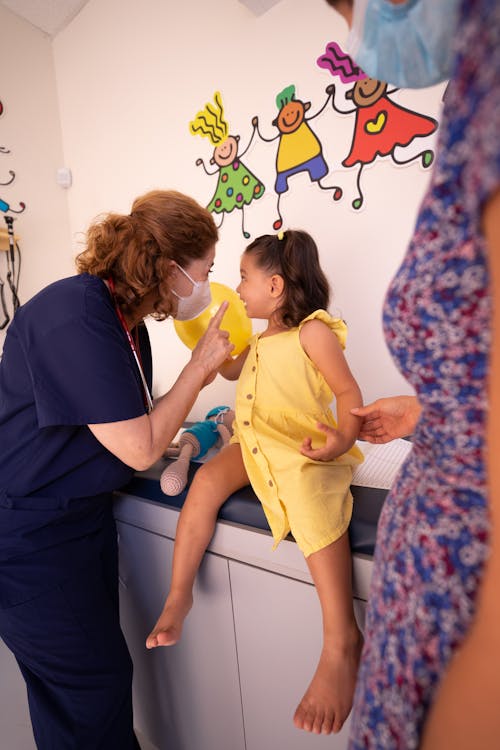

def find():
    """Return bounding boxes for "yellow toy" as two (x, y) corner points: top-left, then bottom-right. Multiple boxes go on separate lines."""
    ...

(174, 282), (251, 355)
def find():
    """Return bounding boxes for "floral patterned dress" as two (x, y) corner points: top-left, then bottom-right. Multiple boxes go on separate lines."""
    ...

(349, 1), (500, 748)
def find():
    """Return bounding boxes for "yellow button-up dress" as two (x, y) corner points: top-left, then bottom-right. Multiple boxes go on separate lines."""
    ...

(230, 310), (363, 557)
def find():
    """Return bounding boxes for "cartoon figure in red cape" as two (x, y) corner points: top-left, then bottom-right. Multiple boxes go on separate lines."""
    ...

(318, 42), (438, 210)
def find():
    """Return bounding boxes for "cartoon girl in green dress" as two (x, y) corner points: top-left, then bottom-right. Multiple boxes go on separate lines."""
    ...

(190, 92), (265, 239)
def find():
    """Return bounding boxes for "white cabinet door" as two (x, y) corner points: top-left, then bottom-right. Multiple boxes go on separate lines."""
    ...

(229, 559), (366, 750)
(117, 520), (245, 750)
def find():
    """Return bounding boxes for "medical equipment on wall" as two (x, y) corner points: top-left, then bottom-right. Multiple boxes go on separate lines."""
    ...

(0, 215), (21, 330)
(0, 93), (25, 331)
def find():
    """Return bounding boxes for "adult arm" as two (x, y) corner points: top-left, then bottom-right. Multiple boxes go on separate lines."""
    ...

(299, 319), (363, 460)
(88, 302), (234, 470)
(351, 395), (422, 443)
(420, 188), (500, 749)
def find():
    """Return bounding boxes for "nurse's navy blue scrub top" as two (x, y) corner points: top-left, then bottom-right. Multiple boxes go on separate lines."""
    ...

(0, 274), (149, 608)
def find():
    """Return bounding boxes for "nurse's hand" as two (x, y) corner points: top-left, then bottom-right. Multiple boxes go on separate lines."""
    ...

(189, 301), (234, 382)
(300, 422), (350, 461)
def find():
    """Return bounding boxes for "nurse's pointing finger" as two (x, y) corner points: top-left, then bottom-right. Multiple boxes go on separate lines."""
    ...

(207, 300), (229, 329)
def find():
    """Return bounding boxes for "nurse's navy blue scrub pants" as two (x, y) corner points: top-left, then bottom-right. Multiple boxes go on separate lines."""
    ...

(0, 499), (141, 750)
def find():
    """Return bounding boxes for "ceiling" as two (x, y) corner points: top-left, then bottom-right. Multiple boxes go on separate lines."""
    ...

(0, 0), (90, 36)
(0, 0), (282, 36)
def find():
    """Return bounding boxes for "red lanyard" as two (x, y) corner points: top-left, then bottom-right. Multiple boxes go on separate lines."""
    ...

(108, 277), (153, 414)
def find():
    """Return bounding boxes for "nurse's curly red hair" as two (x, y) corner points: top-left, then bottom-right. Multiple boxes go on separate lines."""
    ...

(76, 189), (218, 320)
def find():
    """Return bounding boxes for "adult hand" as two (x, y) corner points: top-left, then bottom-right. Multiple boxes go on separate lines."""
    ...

(351, 395), (421, 443)
(190, 301), (234, 381)
(300, 422), (350, 461)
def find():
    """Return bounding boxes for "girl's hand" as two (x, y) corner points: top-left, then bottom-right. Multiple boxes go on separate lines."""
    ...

(189, 302), (234, 380)
(300, 422), (350, 461)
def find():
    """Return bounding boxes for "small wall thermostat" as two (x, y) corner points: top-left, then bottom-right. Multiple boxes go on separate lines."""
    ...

(56, 167), (72, 189)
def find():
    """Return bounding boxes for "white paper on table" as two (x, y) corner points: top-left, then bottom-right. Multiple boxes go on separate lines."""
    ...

(352, 439), (413, 490)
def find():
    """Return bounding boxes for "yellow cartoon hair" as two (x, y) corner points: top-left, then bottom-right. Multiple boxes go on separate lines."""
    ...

(189, 91), (229, 146)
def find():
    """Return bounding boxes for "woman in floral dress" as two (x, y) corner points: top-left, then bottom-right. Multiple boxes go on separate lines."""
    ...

(326, 0), (500, 747)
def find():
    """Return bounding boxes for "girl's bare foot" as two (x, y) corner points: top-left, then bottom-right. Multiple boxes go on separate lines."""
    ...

(145, 592), (193, 649)
(293, 632), (363, 734)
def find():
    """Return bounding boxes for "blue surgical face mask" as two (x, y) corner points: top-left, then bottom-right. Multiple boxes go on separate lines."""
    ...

(346, 0), (460, 89)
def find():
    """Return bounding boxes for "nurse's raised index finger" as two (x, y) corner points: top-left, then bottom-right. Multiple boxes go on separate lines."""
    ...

(208, 300), (229, 329)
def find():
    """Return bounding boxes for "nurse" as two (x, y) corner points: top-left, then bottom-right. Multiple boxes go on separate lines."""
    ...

(0, 189), (234, 749)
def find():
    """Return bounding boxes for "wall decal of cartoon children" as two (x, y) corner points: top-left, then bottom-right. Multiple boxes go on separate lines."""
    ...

(252, 84), (343, 231)
(189, 91), (265, 239)
(317, 43), (438, 210)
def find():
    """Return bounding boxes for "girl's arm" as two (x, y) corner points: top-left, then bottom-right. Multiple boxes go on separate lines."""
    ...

(306, 86), (336, 121)
(420, 187), (500, 749)
(238, 122), (258, 159)
(195, 158), (218, 175)
(218, 346), (250, 381)
(299, 319), (362, 460)
(251, 116), (280, 143)
(327, 83), (357, 115)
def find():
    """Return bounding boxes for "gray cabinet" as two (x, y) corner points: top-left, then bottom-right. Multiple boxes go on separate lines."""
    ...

(229, 560), (365, 750)
(115, 494), (371, 750)
(117, 520), (245, 750)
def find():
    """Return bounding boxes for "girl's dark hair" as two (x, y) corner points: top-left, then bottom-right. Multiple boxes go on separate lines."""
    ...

(75, 189), (218, 320)
(244, 230), (330, 327)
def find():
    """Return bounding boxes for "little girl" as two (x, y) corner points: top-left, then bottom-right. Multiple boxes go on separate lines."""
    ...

(147, 230), (364, 735)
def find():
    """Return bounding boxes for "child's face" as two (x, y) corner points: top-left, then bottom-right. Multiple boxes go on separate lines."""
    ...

(236, 252), (277, 320)
(351, 78), (387, 107)
(213, 136), (238, 167)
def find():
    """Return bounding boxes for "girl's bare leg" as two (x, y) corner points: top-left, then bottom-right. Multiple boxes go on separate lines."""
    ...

(146, 444), (248, 648)
(293, 532), (363, 735)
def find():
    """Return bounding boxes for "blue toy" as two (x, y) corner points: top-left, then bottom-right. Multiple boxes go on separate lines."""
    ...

(160, 406), (235, 496)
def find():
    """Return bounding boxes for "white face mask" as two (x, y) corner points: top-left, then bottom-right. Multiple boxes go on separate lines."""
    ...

(171, 263), (211, 321)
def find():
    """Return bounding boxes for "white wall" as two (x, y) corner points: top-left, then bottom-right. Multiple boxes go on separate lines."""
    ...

(48, 0), (444, 417)
(0, 5), (72, 351)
